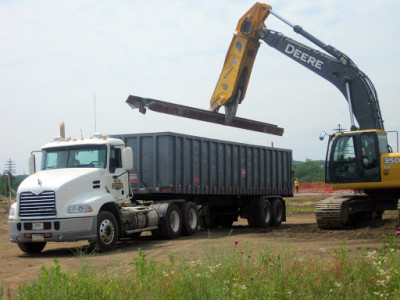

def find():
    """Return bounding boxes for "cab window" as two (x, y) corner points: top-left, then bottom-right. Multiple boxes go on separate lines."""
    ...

(110, 147), (122, 173)
(332, 135), (357, 176)
(360, 133), (378, 170)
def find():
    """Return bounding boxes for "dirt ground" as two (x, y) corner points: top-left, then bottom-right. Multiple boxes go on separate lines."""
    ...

(1, 193), (399, 297)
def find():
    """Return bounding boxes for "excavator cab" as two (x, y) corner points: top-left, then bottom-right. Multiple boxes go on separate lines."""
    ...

(326, 130), (389, 184)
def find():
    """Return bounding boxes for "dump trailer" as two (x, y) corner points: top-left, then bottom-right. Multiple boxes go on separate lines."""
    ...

(9, 131), (292, 254)
(114, 132), (293, 228)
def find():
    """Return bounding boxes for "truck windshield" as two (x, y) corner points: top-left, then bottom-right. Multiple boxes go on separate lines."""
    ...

(41, 145), (107, 170)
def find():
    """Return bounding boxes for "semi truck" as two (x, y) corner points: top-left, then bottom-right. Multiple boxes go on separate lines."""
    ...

(8, 131), (292, 254)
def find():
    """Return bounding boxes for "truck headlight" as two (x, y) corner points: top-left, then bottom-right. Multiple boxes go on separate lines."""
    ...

(67, 204), (93, 214)
(9, 203), (17, 217)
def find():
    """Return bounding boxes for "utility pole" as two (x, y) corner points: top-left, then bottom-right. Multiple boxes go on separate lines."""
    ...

(4, 158), (16, 175)
(3, 171), (12, 203)
(3, 159), (16, 203)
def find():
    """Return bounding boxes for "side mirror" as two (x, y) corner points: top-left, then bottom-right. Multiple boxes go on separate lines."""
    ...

(319, 131), (327, 141)
(122, 147), (133, 170)
(29, 154), (36, 175)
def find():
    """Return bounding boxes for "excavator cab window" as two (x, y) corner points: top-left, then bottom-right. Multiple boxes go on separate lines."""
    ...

(330, 135), (358, 181)
(361, 134), (378, 170)
(327, 132), (381, 183)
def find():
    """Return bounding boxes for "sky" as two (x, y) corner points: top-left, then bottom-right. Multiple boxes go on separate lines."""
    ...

(1, 0), (400, 174)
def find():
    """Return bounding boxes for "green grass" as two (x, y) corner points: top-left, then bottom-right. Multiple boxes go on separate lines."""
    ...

(8, 234), (400, 300)
(286, 207), (315, 214)
(285, 198), (318, 214)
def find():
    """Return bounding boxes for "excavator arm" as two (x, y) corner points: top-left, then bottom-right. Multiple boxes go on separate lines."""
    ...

(209, 3), (271, 123)
(127, 3), (384, 134)
(210, 3), (384, 130)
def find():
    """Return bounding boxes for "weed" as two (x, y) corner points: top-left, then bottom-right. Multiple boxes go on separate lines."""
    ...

(14, 235), (400, 299)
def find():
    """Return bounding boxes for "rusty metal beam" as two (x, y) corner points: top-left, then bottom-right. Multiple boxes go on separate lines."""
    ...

(126, 95), (284, 136)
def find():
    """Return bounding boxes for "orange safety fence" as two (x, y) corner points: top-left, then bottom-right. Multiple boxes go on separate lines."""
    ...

(294, 182), (335, 193)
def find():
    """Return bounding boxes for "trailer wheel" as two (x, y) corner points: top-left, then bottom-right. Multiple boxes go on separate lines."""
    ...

(181, 202), (198, 236)
(94, 211), (118, 252)
(159, 203), (182, 239)
(255, 198), (272, 228)
(17, 242), (46, 254)
(271, 199), (284, 226)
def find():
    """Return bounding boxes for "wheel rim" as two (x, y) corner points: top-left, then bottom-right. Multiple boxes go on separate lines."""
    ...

(170, 210), (180, 233)
(99, 219), (115, 245)
(187, 208), (198, 230)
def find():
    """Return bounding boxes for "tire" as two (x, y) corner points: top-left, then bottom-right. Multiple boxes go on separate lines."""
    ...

(94, 211), (118, 252)
(255, 198), (272, 228)
(17, 242), (46, 254)
(159, 203), (182, 239)
(181, 202), (198, 236)
(271, 199), (284, 226)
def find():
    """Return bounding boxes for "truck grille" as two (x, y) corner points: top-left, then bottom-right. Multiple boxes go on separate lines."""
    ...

(19, 191), (56, 218)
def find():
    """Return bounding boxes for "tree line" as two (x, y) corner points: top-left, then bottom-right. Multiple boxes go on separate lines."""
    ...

(0, 175), (27, 199)
(292, 159), (325, 183)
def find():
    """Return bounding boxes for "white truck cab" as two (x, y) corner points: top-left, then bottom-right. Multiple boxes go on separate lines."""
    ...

(8, 134), (135, 253)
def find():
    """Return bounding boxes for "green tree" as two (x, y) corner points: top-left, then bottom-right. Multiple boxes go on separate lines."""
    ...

(0, 174), (28, 198)
(293, 159), (324, 182)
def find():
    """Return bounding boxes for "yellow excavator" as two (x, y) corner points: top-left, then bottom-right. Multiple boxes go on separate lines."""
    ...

(127, 3), (400, 228)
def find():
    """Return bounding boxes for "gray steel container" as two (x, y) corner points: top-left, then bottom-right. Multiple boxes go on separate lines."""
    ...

(113, 132), (293, 197)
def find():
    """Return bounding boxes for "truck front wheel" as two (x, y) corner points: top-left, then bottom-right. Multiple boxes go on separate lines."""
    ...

(93, 211), (118, 252)
(159, 203), (182, 239)
(17, 242), (46, 254)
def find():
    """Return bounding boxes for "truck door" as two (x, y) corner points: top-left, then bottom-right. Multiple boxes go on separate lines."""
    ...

(109, 146), (129, 202)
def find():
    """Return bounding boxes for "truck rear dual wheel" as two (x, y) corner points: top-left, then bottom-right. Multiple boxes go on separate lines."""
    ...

(17, 242), (46, 254)
(159, 203), (182, 239)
